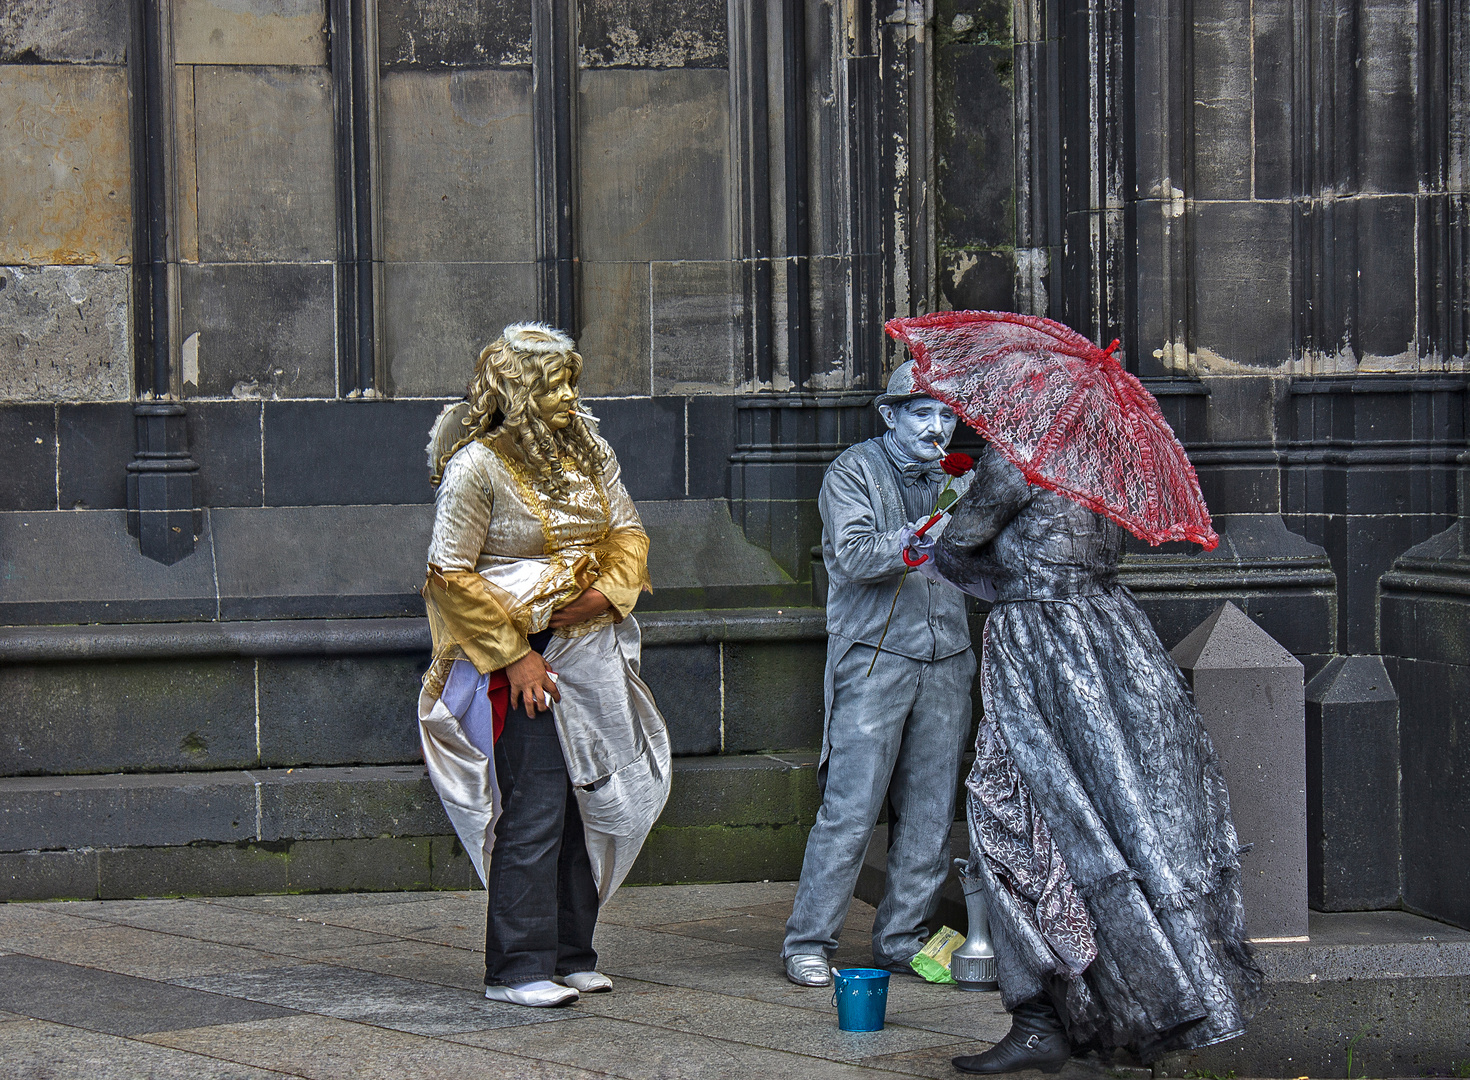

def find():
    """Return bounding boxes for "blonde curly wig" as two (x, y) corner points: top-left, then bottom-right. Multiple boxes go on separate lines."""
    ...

(430, 323), (606, 493)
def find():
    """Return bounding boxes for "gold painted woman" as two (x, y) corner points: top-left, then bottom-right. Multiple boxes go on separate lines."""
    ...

(417, 322), (670, 1008)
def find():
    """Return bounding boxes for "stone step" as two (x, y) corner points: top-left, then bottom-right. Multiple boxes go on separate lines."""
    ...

(0, 753), (820, 902)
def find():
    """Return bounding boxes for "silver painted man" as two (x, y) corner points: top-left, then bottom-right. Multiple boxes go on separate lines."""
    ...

(782, 362), (977, 986)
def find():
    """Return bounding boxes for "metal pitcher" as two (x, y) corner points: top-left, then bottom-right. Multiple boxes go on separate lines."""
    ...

(950, 858), (999, 991)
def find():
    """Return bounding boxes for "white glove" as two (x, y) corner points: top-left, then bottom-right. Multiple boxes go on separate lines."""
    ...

(900, 522), (997, 601)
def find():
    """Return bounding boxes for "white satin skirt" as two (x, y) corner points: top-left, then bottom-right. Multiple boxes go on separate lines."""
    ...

(416, 617), (672, 903)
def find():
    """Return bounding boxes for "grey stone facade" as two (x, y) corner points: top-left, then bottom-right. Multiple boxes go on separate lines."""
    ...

(0, 0), (1466, 920)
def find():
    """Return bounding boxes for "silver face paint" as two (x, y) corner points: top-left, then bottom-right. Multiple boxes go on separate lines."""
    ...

(877, 397), (958, 462)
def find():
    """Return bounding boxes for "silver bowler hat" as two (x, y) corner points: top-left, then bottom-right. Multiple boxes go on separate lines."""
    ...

(875, 360), (929, 408)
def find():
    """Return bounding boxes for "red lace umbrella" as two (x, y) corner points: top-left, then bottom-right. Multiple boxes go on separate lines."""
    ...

(886, 310), (1218, 550)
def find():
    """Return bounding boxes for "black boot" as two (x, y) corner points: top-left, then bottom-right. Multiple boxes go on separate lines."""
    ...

(953, 996), (1071, 1075)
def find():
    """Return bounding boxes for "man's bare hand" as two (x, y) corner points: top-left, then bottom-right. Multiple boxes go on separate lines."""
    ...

(505, 650), (561, 715)
(549, 587), (612, 629)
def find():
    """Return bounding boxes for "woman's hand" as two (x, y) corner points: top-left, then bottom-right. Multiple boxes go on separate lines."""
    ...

(549, 587), (611, 629)
(505, 649), (561, 715)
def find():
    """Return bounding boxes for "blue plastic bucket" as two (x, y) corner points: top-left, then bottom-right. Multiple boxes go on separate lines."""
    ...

(830, 967), (890, 1031)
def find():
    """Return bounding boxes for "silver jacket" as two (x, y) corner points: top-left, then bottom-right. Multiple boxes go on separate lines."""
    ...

(820, 437), (972, 661)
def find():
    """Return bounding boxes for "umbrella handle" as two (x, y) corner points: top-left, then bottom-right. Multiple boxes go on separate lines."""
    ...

(902, 510), (945, 566)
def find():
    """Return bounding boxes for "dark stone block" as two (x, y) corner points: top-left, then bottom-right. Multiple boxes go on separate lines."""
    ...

(281, 835), (437, 892)
(651, 261), (739, 393)
(189, 400), (265, 508)
(1305, 656), (1401, 910)
(96, 840), (289, 898)
(1191, 201), (1293, 367)
(586, 396), (686, 501)
(1356, 196), (1417, 361)
(180, 263), (337, 399)
(1389, 655), (1470, 929)
(0, 404), (56, 510)
(429, 833), (483, 889)
(578, 261), (653, 396)
(579, 0), (728, 68)
(378, 0), (531, 68)
(722, 640), (826, 752)
(0, 510), (217, 626)
(257, 657), (428, 767)
(1357, 2), (1418, 195)
(577, 69), (730, 261)
(938, 249), (1015, 313)
(1251, 0), (1293, 199)
(0, 955), (294, 1036)
(57, 402), (132, 510)
(637, 643), (720, 755)
(0, 0), (130, 64)
(212, 504), (432, 620)
(936, 40), (1015, 248)
(256, 766), (450, 841)
(0, 659), (256, 777)
(382, 261), (538, 397)
(0, 770), (258, 850)
(1173, 602), (1307, 939)
(685, 395), (735, 499)
(1190, 1), (1254, 200)
(0, 849), (98, 902)
(263, 399), (446, 506)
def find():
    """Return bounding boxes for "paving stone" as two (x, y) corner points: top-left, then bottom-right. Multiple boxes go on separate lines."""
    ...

(381, 260), (538, 397)
(305, 894), (483, 952)
(95, 899), (397, 957)
(0, 1018), (291, 1080)
(0, 266), (131, 401)
(599, 880), (798, 928)
(179, 964), (563, 1035)
(577, 261), (653, 396)
(882, 996), (1012, 1042)
(0, 0), (130, 63)
(578, 68), (730, 262)
(173, 0), (327, 66)
(146, 1012), (602, 1079)
(377, 0), (531, 69)
(379, 70), (534, 263)
(0, 919), (300, 982)
(0, 404), (56, 511)
(181, 262), (337, 399)
(579, 0), (728, 68)
(0, 66), (131, 266)
(0, 953), (294, 1035)
(194, 65), (336, 262)
(571, 980), (958, 1062)
(651, 260), (739, 393)
(200, 889), (456, 917)
(456, 1013), (884, 1080)
(653, 912), (790, 953)
(306, 935), (484, 991)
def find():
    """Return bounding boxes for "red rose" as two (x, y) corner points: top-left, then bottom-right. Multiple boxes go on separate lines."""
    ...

(941, 452), (975, 477)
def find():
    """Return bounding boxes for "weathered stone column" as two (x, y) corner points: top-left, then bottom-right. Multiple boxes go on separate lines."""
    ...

(1172, 601), (1308, 940)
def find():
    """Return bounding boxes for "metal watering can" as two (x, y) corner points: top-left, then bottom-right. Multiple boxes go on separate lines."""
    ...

(950, 858), (999, 991)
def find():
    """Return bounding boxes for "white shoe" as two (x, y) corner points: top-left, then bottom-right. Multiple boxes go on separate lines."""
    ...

(485, 981), (580, 1007)
(559, 971), (612, 993)
(784, 953), (832, 987)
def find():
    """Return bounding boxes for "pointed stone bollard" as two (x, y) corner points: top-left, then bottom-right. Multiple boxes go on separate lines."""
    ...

(1173, 602), (1308, 940)
(1305, 655), (1400, 911)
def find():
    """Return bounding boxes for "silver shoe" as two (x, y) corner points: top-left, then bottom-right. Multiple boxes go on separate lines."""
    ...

(559, 971), (612, 993)
(784, 953), (831, 987)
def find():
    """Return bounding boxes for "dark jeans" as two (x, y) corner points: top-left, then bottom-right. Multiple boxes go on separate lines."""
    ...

(484, 699), (599, 986)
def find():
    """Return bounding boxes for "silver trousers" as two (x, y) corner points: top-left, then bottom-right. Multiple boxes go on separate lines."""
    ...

(782, 638), (975, 966)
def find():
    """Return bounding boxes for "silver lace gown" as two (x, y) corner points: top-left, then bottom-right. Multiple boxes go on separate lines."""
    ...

(935, 445), (1259, 1060)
